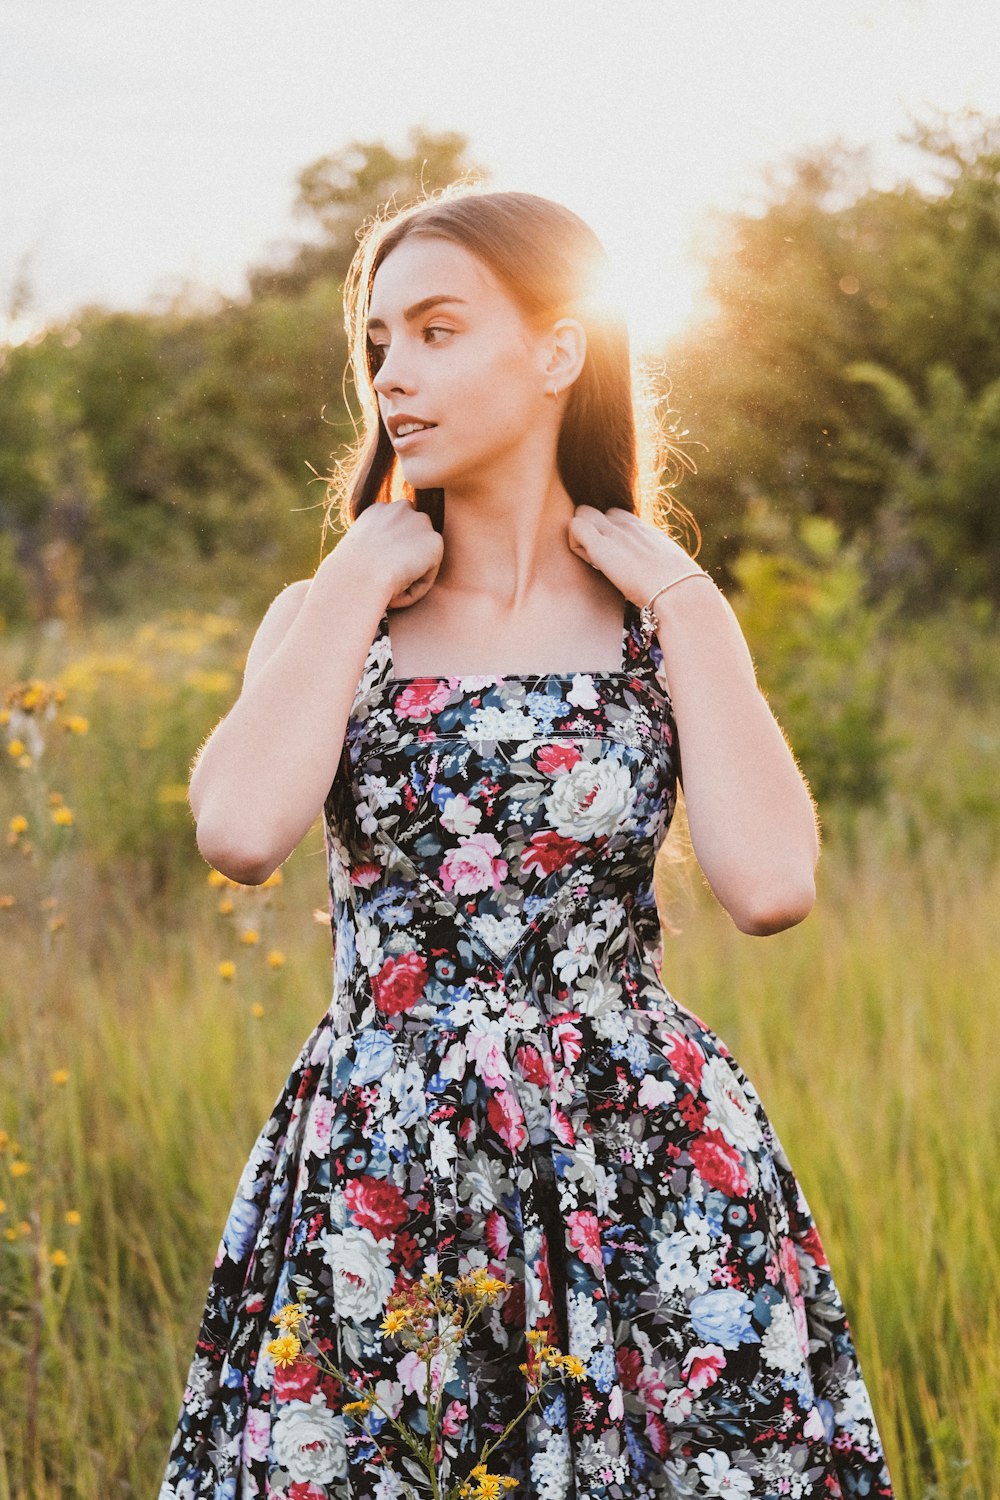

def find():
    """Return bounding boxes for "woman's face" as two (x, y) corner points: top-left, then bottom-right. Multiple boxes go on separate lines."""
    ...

(367, 235), (554, 491)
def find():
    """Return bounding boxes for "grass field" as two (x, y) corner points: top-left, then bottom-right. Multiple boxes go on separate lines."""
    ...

(1, 608), (997, 1498)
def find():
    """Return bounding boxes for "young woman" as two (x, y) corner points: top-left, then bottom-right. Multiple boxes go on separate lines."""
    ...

(160, 189), (894, 1499)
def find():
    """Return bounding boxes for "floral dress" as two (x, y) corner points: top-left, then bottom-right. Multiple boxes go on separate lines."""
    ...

(159, 599), (895, 1500)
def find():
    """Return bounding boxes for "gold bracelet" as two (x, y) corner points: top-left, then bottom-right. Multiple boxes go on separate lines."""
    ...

(639, 570), (713, 643)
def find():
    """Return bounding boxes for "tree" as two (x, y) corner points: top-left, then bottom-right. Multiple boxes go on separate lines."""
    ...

(247, 126), (486, 300)
(666, 109), (1000, 608)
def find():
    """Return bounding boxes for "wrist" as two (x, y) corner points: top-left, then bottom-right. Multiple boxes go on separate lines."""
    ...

(639, 568), (716, 642)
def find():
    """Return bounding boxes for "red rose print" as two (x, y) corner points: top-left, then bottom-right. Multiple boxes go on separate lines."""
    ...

(689, 1128), (749, 1197)
(616, 1344), (643, 1389)
(521, 830), (586, 876)
(274, 1356), (319, 1403)
(515, 1042), (551, 1086)
(666, 1033), (706, 1089)
(536, 744), (582, 775)
(372, 952), (428, 1015)
(344, 1175), (409, 1238)
(797, 1223), (829, 1270)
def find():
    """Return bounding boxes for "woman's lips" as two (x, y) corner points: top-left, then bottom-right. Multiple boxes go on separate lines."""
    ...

(394, 424), (436, 449)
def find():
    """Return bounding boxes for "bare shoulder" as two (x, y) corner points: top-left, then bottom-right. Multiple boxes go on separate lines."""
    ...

(242, 578), (312, 688)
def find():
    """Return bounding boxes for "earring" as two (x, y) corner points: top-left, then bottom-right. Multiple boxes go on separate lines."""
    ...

(548, 384), (560, 398)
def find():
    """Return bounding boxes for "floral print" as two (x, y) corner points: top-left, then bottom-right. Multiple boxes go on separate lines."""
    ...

(159, 599), (895, 1499)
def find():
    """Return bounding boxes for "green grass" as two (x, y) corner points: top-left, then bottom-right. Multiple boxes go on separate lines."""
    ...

(1, 607), (997, 1497)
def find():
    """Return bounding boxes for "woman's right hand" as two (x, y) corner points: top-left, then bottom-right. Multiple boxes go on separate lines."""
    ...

(330, 498), (445, 611)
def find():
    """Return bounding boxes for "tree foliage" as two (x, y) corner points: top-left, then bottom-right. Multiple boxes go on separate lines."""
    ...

(0, 129), (480, 619)
(667, 109), (1000, 608)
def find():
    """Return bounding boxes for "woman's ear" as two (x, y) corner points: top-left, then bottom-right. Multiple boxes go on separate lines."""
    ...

(543, 317), (587, 393)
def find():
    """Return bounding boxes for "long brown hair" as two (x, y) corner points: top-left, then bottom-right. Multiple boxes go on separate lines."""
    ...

(323, 184), (695, 547)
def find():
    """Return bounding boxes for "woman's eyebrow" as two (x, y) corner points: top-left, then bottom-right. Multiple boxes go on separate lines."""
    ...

(366, 294), (469, 332)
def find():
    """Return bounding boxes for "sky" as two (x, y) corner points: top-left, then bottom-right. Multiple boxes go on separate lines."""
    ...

(3, 0), (1000, 353)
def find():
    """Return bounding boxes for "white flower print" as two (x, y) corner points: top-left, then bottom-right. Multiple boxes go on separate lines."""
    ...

(319, 1226), (394, 1324)
(701, 1055), (763, 1151)
(694, 1450), (756, 1497)
(359, 772), (404, 810)
(554, 920), (602, 983)
(440, 792), (482, 835)
(467, 705), (537, 739)
(544, 754), (637, 840)
(272, 1395), (348, 1484)
(760, 1300), (806, 1373)
(566, 673), (600, 710)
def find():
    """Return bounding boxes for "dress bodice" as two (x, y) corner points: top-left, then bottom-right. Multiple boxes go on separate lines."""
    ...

(321, 599), (679, 999)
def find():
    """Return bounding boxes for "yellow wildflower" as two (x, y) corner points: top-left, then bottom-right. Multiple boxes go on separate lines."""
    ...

(65, 1209), (82, 1226)
(218, 961), (236, 980)
(17, 1220), (31, 1235)
(0, 1198), (5, 1213)
(51, 806), (74, 826)
(64, 715), (89, 735)
(49, 1249), (69, 1268)
(0, 894), (14, 908)
(218, 897), (234, 915)
(8, 815), (28, 835)
(207, 869), (226, 888)
(261, 870), (284, 888)
(265, 950), (285, 968)
(250, 1003), (265, 1020)
(525, 1329), (547, 1346)
(380, 1308), (410, 1335)
(267, 1334), (301, 1368)
(342, 1397), (374, 1417)
(558, 1355), (586, 1379)
(3, 1228), (16, 1242)
(6, 739), (25, 758)
(51, 1068), (70, 1086)
(240, 928), (260, 945)
(9, 1160), (30, 1178)
(271, 1303), (306, 1330)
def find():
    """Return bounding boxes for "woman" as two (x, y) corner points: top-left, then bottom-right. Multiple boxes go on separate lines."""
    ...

(160, 189), (894, 1499)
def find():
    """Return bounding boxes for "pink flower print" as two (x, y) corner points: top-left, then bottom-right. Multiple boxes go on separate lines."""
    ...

(566, 1209), (604, 1271)
(439, 833), (508, 895)
(442, 1399), (468, 1436)
(394, 679), (453, 722)
(681, 1343), (726, 1392)
(486, 1086), (528, 1150)
(484, 1209), (511, 1261)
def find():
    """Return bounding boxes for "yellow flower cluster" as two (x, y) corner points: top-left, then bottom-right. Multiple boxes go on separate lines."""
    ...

(266, 1301), (308, 1369)
(459, 1463), (520, 1499)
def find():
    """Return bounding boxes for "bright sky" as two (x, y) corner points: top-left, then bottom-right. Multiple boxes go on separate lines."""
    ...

(3, 0), (1000, 352)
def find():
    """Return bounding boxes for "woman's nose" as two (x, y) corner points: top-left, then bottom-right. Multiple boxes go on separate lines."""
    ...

(372, 348), (412, 397)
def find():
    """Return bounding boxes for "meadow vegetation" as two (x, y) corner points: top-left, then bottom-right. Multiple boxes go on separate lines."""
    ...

(0, 599), (996, 1498)
(2, 103), (999, 1500)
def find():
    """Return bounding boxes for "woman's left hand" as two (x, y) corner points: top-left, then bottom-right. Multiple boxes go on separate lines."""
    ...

(567, 504), (702, 606)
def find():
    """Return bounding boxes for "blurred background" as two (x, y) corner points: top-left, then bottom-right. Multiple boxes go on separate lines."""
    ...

(1, 3), (998, 1495)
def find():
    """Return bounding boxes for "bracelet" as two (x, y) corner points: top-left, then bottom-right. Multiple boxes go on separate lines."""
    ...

(639, 570), (713, 643)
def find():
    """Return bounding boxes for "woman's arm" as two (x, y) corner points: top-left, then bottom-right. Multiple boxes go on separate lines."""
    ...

(190, 500), (443, 885)
(567, 505), (819, 936)
(651, 578), (819, 936)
